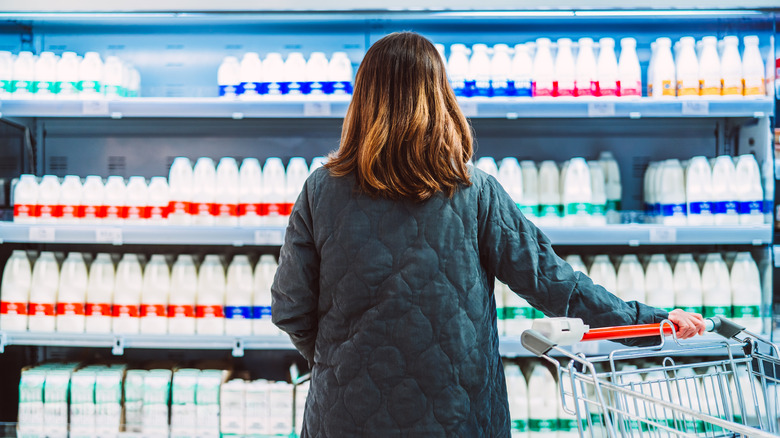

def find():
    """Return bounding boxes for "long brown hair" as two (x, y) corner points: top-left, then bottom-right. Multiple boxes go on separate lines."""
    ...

(325, 32), (473, 201)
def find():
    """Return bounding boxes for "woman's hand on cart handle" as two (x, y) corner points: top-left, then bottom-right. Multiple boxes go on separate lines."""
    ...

(668, 309), (706, 339)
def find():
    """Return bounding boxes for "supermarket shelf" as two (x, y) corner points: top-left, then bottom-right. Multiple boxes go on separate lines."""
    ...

(0, 97), (772, 119)
(541, 224), (772, 246)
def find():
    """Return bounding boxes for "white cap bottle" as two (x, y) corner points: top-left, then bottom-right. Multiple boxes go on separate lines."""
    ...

(554, 38), (576, 97)
(589, 255), (617, 293)
(147, 177), (170, 224)
(225, 255), (254, 335)
(253, 255), (279, 336)
(306, 52), (329, 96)
(263, 158), (287, 227)
(103, 56), (124, 99)
(734, 154), (764, 225)
(103, 176), (127, 224)
(650, 38), (676, 98)
(721, 36), (743, 97)
(0, 250), (32, 331)
(125, 176), (149, 224)
(37, 175), (61, 224)
(557, 363), (580, 438)
(283, 52), (307, 95)
(218, 56), (241, 98)
(701, 253), (731, 319)
(81, 176), (105, 224)
(113, 253), (142, 334)
(597, 38), (619, 97)
(28, 251), (59, 332)
(618, 38), (642, 97)
(79, 52), (104, 98)
(215, 157), (240, 226)
(285, 157), (309, 214)
(520, 161), (539, 220)
(140, 254), (170, 334)
(56, 52), (80, 98)
(537, 161), (561, 226)
(575, 38), (597, 97)
(510, 44), (533, 97)
(645, 254), (675, 313)
(239, 53), (263, 99)
(527, 364), (557, 436)
(448, 44), (470, 96)
(309, 156), (327, 175)
(676, 37), (700, 97)
(239, 158), (263, 227)
(128, 66), (141, 97)
(196, 254), (226, 335)
(328, 52), (353, 95)
(468, 44), (491, 97)
(434, 43), (445, 62)
(476, 157), (498, 178)
(12, 51), (35, 97)
(85, 253), (114, 333)
(192, 157), (217, 226)
(168, 157), (194, 225)
(730, 252), (762, 333)
(533, 38), (555, 97)
(659, 159), (687, 226)
(168, 254), (197, 335)
(673, 254), (703, 314)
(588, 161), (607, 226)
(712, 155), (739, 225)
(56, 252), (88, 333)
(616, 254), (646, 303)
(685, 157), (714, 225)
(0, 51), (13, 98)
(742, 36), (765, 98)
(644, 162), (658, 219)
(503, 284), (535, 336)
(699, 37), (722, 97)
(561, 157), (592, 225)
(490, 44), (512, 97)
(34, 52), (57, 98)
(13, 174), (38, 223)
(565, 254), (588, 276)
(504, 364), (529, 437)
(58, 175), (83, 224)
(497, 158), (523, 209)
(263, 53), (285, 96)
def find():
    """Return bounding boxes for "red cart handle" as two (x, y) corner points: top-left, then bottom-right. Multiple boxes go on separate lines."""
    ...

(580, 323), (679, 342)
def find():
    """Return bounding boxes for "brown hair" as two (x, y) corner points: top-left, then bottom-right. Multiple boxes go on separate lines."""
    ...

(325, 32), (473, 201)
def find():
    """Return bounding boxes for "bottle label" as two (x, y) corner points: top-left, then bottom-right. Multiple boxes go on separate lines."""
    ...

(79, 80), (101, 93)
(113, 305), (140, 318)
(688, 201), (713, 216)
(149, 205), (170, 219)
(677, 80), (699, 97)
(511, 419), (528, 432)
(678, 306), (703, 314)
(56, 302), (85, 315)
(511, 79), (533, 97)
(104, 205), (126, 220)
(60, 204), (81, 219)
(1, 79), (12, 93)
(538, 204), (561, 217)
(733, 305), (760, 318)
(619, 81), (642, 97)
(504, 306), (535, 320)
(219, 84), (239, 97)
(592, 203), (606, 216)
(85, 303), (112, 316)
(660, 80), (675, 96)
(518, 205), (537, 217)
(38, 204), (56, 219)
(266, 202), (292, 217)
(196, 305), (225, 318)
(225, 306), (252, 319)
(606, 199), (620, 212)
(490, 80), (509, 97)
(126, 205), (148, 220)
(238, 203), (263, 217)
(252, 305), (272, 320)
(661, 203), (686, 217)
(743, 78), (765, 96)
(721, 79), (743, 96)
(764, 200), (773, 214)
(13, 80), (34, 94)
(14, 204), (37, 219)
(703, 305), (732, 318)
(239, 82), (254, 95)
(140, 304), (167, 318)
(713, 201), (738, 215)
(83, 205), (104, 220)
(168, 304), (195, 318)
(297, 81), (313, 95)
(565, 203), (592, 215)
(0, 301), (28, 315)
(699, 79), (721, 96)
(532, 81), (554, 97)
(529, 419), (557, 432)
(189, 202), (214, 216)
(29, 302), (55, 316)
(598, 81), (618, 97)
(333, 81), (353, 95)
(58, 81), (79, 95)
(737, 201), (763, 215)
(35, 81), (56, 94)
(554, 81), (575, 97)
(211, 203), (239, 217)
(168, 201), (191, 216)
(106, 85), (123, 97)
(496, 307), (507, 320)
(575, 81), (597, 97)
(558, 419), (577, 431)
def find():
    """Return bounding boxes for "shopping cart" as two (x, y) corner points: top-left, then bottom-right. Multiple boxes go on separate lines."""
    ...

(521, 317), (780, 437)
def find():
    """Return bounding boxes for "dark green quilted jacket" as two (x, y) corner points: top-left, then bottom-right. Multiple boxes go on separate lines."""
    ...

(271, 167), (668, 437)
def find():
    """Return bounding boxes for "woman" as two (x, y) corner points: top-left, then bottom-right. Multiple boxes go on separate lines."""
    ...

(271, 32), (705, 437)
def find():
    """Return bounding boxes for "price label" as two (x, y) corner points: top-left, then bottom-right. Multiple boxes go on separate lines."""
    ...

(459, 101), (478, 117)
(254, 229), (284, 246)
(304, 102), (332, 117)
(681, 100), (709, 116)
(95, 227), (123, 245)
(28, 227), (55, 242)
(649, 227), (677, 243)
(82, 100), (110, 116)
(587, 102), (616, 117)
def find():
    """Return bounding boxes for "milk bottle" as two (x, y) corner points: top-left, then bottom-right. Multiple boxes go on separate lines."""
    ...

(734, 154), (764, 224)
(58, 175), (83, 224)
(561, 157), (591, 225)
(215, 157), (240, 226)
(504, 364), (529, 437)
(676, 37), (700, 97)
(140, 255), (170, 334)
(14, 174), (39, 223)
(596, 38), (619, 97)
(557, 370), (580, 438)
(565, 254), (588, 276)
(239, 53), (262, 98)
(306, 52), (329, 95)
(81, 176), (105, 224)
(309, 156), (327, 174)
(253, 255), (278, 335)
(37, 175), (60, 224)
(168, 157), (193, 225)
(434, 44), (445, 62)
(448, 44), (470, 96)
(659, 159), (687, 225)
(673, 254), (703, 314)
(554, 38), (576, 97)
(711, 156), (739, 225)
(468, 44), (491, 97)
(527, 364), (557, 438)
(12, 51), (35, 97)
(588, 162), (607, 226)
(511, 44), (533, 97)
(498, 158), (523, 209)
(328, 52), (354, 95)
(476, 157), (498, 178)
(0, 51), (13, 98)
(589, 255), (617, 293)
(34, 52), (57, 98)
(56, 253), (88, 333)
(645, 254), (675, 313)
(618, 38), (641, 97)
(286, 157), (309, 214)
(28, 251), (59, 332)
(533, 39), (555, 97)
(283, 52), (307, 95)
(650, 38), (676, 98)
(701, 253), (731, 318)
(730, 252), (762, 333)
(263, 53), (285, 96)
(490, 44), (512, 97)
(644, 162), (658, 219)
(520, 161), (539, 220)
(225, 255), (254, 335)
(192, 157), (217, 226)
(616, 254), (645, 303)
(698, 37), (722, 96)
(742, 36), (765, 98)
(169, 255), (197, 335)
(504, 287), (535, 336)
(685, 157), (714, 225)
(263, 158), (287, 227)
(239, 158), (263, 226)
(495, 280), (507, 336)
(0, 250), (32, 331)
(720, 36), (743, 97)
(147, 177), (170, 224)
(218, 56), (241, 98)
(85, 253), (114, 333)
(79, 52), (104, 98)
(125, 177), (149, 224)
(196, 255), (226, 335)
(113, 254), (142, 334)
(103, 176), (127, 224)
(537, 161), (561, 226)
(575, 38), (597, 97)
(102, 56), (124, 99)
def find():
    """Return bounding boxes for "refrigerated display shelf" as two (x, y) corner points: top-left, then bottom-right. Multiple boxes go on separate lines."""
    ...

(0, 97), (772, 119)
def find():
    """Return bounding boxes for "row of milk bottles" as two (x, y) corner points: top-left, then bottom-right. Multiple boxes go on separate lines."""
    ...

(0, 250), (283, 336)
(447, 38), (641, 98)
(644, 154), (768, 225)
(475, 152), (622, 226)
(218, 52), (353, 97)
(648, 35), (767, 98)
(0, 51), (140, 99)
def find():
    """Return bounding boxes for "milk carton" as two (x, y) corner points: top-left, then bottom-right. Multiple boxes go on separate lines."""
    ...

(196, 254), (226, 335)
(140, 254), (170, 334)
(112, 253), (142, 334)
(143, 369), (173, 434)
(171, 369), (199, 436)
(18, 368), (46, 435)
(254, 255), (279, 335)
(28, 251), (59, 332)
(56, 252), (88, 333)
(246, 380), (271, 435)
(225, 255), (254, 335)
(85, 253), (114, 333)
(123, 370), (146, 433)
(192, 157), (217, 226)
(239, 158), (264, 226)
(221, 379), (247, 435)
(268, 381), (294, 435)
(168, 157), (194, 225)
(215, 157), (241, 226)
(169, 254), (198, 335)
(196, 370), (224, 434)
(0, 250), (32, 331)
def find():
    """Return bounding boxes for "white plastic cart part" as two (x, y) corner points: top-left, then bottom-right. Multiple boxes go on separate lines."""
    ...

(530, 317), (589, 345)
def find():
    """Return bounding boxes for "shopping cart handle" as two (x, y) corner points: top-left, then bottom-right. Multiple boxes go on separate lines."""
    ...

(521, 329), (557, 356)
(579, 317), (744, 342)
(706, 316), (745, 339)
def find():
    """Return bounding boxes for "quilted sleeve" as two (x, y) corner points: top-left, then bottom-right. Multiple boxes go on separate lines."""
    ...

(272, 178), (320, 364)
(477, 174), (668, 347)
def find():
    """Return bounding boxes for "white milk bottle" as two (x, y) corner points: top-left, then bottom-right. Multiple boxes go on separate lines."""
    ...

(742, 36), (765, 98)
(504, 287), (535, 336)
(557, 368), (579, 438)
(711, 156), (739, 224)
(735, 154), (764, 224)
(169, 254), (197, 335)
(253, 255), (278, 335)
(140, 254), (170, 334)
(575, 38), (597, 97)
(147, 177), (170, 225)
(498, 158), (523, 209)
(434, 43), (445, 62)
(673, 254), (703, 314)
(113, 254), (142, 334)
(306, 52), (329, 95)
(58, 175), (83, 224)
(721, 36), (743, 97)
(644, 162), (658, 219)
(616, 254), (646, 303)
(565, 254), (588, 276)
(520, 161), (539, 220)
(285, 157), (310, 217)
(328, 52), (353, 95)
(309, 156), (327, 174)
(448, 44), (470, 96)
(14, 174), (38, 223)
(125, 176), (149, 224)
(215, 157), (240, 226)
(168, 157), (193, 225)
(645, 254), (675, 313)
(239, 158), (263, 227)
(79, 52), (104, 98)
(103, 176), (127, 224)
(511, 44), (533, 97)
(239, 53), (262, 99)
(12, 51), (35, 97)
(196, 254), (226, 335)
(596, 38), (619, 97)
(283, 52), (307, 95)
(192, 157), (217, 226)
(554, 38), (576, 97)
(34, 52), (57, 98)
(589, 255), (617, 293)
(0, 51), (13, 98)
(659, 159), (687, 225)
(217, 56), (241, 98)
(618, 38), (642, 97)
(527, 364), (557, 438)
(102, 56), (124, 99)
(676, 37), (700, 97)
(504, 363), (529, 437)
(537, 161), (561, 226)
(37, 175), (60, 224)
(561, 157), (591, 225)
(468, 44), (491, 97)
(685, 157), (714, 225)
(490, 44), (512, 97)
(730, 252), (762, 333)
(85, 253), (114, 333)
(81, 176), (105, 224)
(263, 53), (285, 96)
(650, 38), (676, 98)
(0, 250), (32, 331)
(56, 253), (88, 333)
(533, 39), (555, 97)
(476, 157), (498, 178)
(588, 161), (607, 225)
(28, 251), (59, 332)
(225, 255), (254, 335)
(701, 253), (731, 319)
(263, 158), (287, 227)
(698, 36), (722, 97)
